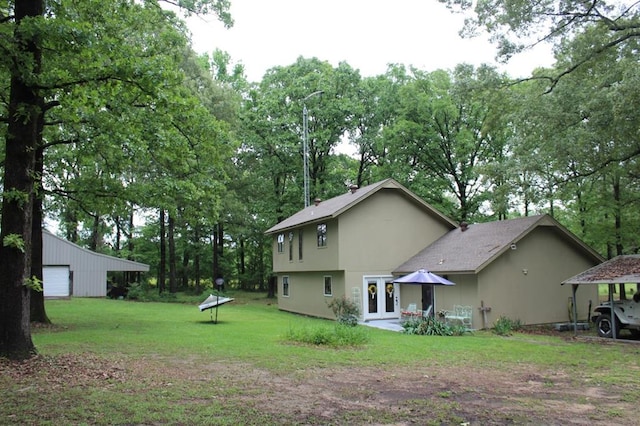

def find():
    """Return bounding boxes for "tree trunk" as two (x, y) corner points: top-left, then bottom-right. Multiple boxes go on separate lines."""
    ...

(63, 207), (79, 242)
(168, 214), (177, 293)
(115, 216), (122, 253)
(158, 210), (166, 293)
(0, 0), (44, 360)
(181, 249), (190, 290)
(127, 211), (135, 256)
(213, 223), (224, 281)
(613, 175), (623, 256)
(31, 146), (50, 324)
(125, 211), (135, 285)
(267, 275), (276, 298)
(239, 238), (246, 275)
(194, 227), (201, 294)
(90, 214), (101, 251)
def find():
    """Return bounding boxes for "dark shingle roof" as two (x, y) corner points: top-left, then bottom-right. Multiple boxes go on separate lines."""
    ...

(562, 255), (640, 285)
(393, 214), (603, 275)
(265, 178), (457, 234)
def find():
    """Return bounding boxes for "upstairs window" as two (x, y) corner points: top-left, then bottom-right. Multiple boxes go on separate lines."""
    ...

(317, 223), (327, 247)
(298, 231), (303, 260)
(277, 233), (284, 253)
(288, 232), (294, 261)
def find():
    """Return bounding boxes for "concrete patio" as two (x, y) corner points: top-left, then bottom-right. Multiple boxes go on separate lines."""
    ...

(360, 319), (404, 332)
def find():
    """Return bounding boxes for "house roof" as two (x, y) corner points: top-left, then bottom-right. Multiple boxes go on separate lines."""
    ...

(264, 178), (457, 234)
(393, 214), (604, 275)
(562, 255), (640, 285)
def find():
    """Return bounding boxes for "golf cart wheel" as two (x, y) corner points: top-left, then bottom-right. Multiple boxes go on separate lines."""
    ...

(596, 314), (620, 338)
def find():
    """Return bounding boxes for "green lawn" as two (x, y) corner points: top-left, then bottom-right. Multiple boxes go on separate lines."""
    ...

(2, 293), (640, 425)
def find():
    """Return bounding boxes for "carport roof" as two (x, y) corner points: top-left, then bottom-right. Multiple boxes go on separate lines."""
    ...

(562, 255), (640, 285)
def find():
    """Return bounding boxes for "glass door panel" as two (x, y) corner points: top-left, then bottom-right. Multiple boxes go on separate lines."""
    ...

(384, 281), (395, 313)
(367, 280), (378, 314)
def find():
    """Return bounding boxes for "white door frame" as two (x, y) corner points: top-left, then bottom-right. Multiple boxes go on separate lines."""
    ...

(362, 275), (399, 320)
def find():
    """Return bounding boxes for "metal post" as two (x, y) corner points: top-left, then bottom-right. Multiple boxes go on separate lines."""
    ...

(215, 292), (219, 324)
(303, 104), (309, 208)
(301, 90), (323, 208)
(214, 277), (224, 324)
(609, 283), (616, 339)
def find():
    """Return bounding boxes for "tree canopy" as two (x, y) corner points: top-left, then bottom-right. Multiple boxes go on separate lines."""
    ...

(2, 0), (640, 361)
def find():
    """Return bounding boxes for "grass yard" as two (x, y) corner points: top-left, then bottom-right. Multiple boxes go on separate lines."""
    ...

(2, 292), (640, 425)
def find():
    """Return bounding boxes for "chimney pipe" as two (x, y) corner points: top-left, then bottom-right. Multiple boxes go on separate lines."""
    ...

(350, 184), (358, 194)
(314, 198), (321, 206)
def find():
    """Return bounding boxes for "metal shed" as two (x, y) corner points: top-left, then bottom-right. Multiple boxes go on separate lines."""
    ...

(43, 230), (149, 297)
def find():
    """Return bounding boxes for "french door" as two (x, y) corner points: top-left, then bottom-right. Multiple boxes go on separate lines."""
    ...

(363, 276), (399, 320)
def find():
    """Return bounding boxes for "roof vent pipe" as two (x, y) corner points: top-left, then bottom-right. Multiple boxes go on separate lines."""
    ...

(313, 198), (321, 206)
(349, 184), (358, 194)
(460, 222), (468, 232)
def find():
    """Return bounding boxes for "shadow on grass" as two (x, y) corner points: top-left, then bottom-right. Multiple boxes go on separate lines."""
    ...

(195, 319), (231, 325)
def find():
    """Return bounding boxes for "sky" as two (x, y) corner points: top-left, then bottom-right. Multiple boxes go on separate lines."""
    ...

(185, 0), (555, 82)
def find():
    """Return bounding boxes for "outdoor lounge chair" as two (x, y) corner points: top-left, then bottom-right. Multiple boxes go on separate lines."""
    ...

(401, 303), (421, 320)
(445, 305), (472, 328)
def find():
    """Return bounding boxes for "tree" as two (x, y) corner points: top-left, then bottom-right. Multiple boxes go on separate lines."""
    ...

(348, 65), (410, 187)
(250, 57), (361, 209)
(385, 64), (509, 222)
(0, 0), (44, 359)
(440, 0), (640, 87)
(0, 0), (232, 360)
(503, 23), (640, 256)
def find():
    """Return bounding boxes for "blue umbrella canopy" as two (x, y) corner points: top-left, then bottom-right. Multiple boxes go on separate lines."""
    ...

(393, 269), (455, 285)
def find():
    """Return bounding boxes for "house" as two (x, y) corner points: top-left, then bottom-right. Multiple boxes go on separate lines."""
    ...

(395, 215), (604, 329)
(265, 179), (457, 320)
(265, 179), (604, 328)
(43, 230), (149, 297)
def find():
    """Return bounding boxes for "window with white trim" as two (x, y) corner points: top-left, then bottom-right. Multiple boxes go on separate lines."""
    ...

(324, 276), (332, 296)
(288, 232), (294, 261)
(277, 233), (284, 253)
(317, 223), (327, 247)
(298, 231), (303, 260)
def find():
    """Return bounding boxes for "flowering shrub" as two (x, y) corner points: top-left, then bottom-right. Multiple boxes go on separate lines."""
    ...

(327, 296), (360, 327)
(492, 316), (522, 336)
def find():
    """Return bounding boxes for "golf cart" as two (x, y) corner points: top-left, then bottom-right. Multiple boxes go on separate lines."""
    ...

(591, 290), (640, 338)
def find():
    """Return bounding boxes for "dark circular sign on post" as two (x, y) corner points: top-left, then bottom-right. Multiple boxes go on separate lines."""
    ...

(215, 277), (224, 291)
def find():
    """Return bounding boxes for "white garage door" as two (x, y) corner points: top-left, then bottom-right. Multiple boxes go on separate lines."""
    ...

(43, 266), (70, 297)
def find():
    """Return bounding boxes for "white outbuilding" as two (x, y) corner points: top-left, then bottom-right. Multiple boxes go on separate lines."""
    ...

(43, 230), (149, 297)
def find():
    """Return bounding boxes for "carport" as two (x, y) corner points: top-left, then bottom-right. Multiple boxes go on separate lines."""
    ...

(562, 255), (640, 339)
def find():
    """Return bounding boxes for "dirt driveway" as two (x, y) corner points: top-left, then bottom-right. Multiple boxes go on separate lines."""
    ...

(3, 336), (639, 425)
(200, 353), (634, 425)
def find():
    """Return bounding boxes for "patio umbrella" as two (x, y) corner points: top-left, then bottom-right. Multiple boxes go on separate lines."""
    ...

(393, 269), (455, 285)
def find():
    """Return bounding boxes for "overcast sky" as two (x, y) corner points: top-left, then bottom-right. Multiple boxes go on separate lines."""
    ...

(186, 0), (554, 82)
